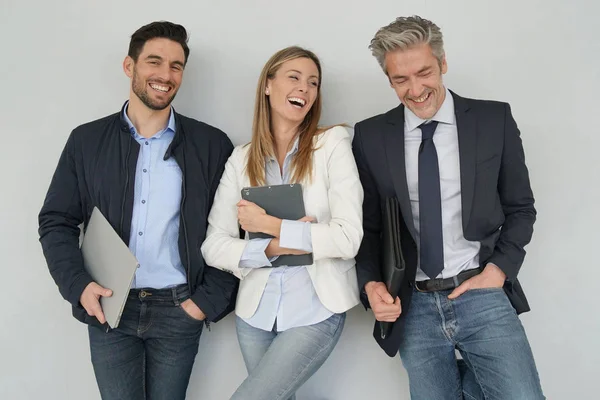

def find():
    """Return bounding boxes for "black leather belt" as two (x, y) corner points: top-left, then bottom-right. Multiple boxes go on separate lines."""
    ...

(415, 268), (482, 292)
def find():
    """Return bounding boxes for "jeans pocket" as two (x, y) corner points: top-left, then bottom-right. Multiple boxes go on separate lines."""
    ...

(178, 305), (205, 323)
(313, 313), (345, 337)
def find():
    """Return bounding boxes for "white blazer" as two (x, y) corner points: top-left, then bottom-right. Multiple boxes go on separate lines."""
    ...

(201, 126), (364, 318)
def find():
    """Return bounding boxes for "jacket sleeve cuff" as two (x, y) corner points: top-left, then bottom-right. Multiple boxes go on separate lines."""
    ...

(189, 289), (216, 321)
(188, 262), (239, 323)
(486, 253), (519, 282)
(67, 273), (94, 307)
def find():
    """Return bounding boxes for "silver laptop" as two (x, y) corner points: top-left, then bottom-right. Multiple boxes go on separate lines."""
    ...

(81, 207), (139, 329)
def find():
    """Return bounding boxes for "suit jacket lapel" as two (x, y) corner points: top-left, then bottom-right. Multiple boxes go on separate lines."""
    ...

(383, 105), (418, 241)
(452, 91), (477, 230)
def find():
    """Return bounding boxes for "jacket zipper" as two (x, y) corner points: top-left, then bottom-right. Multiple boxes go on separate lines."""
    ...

(110, 136), (133, 333)
(119, 137), (132, 238)
(177, 152), (210, 331)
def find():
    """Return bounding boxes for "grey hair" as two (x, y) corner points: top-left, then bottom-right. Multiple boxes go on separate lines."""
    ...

(369, 16), (445, 74)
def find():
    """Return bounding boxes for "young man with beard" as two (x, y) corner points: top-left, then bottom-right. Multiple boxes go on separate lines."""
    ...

(38, 21), (237, 399)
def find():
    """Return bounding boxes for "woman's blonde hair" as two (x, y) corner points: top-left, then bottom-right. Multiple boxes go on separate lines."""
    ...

(246, 46), (326, 186)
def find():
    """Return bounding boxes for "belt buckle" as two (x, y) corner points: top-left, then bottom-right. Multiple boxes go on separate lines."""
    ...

(415, 280), (430, 292)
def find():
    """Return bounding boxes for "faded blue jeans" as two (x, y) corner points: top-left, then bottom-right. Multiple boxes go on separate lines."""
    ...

(88, 284), (203, 400)
(232, 312), (346, 400)
(399, 287), (544, 400)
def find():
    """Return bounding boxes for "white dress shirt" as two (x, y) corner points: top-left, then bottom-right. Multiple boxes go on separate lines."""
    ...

(404, 88), (481, 281)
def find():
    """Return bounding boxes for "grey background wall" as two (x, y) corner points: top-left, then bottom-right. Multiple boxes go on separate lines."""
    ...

(1, 0), (598, 398)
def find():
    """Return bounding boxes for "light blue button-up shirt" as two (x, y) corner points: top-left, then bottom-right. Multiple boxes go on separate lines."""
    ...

(123, 103), (187, 289)
(238, 139), (333, 332)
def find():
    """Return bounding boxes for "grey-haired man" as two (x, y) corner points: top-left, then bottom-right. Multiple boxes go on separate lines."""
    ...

(353, 15), (544, 400)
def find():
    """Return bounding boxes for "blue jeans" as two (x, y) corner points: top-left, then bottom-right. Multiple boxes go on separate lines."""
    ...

(88, 285), (203, 400)
(232, 313), (346, 400)
(399, 287), (544, 400)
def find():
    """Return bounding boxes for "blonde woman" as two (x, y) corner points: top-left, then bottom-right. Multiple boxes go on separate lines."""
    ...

(201, 46), (363, 399)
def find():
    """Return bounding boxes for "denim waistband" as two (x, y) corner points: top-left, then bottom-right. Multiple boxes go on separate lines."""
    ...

(128, 284), (190, 305)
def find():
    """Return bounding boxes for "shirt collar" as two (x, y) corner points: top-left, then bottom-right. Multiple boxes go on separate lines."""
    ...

(122, 101), (176, 139)
(404, 87), (455, 132)
(267, 136), (300, 162)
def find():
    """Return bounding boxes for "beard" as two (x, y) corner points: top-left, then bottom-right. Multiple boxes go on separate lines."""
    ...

(131, 68), (178, 111)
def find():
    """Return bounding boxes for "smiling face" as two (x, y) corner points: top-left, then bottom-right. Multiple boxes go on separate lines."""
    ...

(265, 57), (320, 126)
(124, 37), (185, 111)
(385, 43), (447, 119)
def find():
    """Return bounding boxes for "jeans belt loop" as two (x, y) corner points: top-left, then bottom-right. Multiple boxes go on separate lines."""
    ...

(172, 287), (180, 306)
